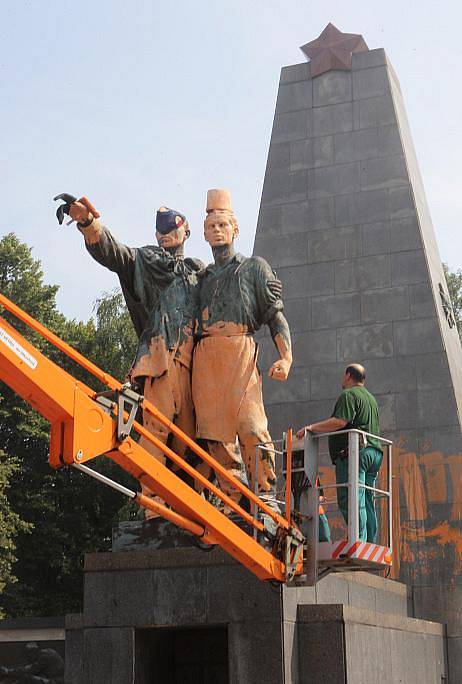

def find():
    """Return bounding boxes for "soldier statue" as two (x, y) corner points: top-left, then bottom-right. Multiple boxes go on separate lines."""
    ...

(54, 194), (204, 515)
(192, 189), (292, 509)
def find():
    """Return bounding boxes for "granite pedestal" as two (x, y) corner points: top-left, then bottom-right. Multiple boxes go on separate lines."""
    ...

(65, 546), (446, 683)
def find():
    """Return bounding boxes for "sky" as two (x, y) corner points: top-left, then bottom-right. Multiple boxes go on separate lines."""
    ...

(2, 0), (461, 322)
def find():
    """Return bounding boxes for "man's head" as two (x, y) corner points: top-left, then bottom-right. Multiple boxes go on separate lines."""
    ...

(155, 206), (190, 251)
(203, 189), (239, 247)
(342, 363), (366, 389)
(25, 642), (39, 662)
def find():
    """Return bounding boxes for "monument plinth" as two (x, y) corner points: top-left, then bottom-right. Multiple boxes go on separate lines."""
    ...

(65, 547), (446, 683)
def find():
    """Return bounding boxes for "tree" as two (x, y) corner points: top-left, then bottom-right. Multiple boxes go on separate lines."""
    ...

(0, 450), (31, 619)
(444, 263), (462, 338)
(0, 234), (138, 616)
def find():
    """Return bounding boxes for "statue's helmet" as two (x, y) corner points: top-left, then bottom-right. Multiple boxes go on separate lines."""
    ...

(155, 207), (188, 235)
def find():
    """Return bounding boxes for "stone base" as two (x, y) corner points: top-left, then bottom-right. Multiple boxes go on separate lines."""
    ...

(298, 604), (446, 683)
(65, 547), (448, 683)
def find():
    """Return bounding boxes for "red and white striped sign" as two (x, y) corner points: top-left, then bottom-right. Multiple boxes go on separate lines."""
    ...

(318, 540), (392, 565)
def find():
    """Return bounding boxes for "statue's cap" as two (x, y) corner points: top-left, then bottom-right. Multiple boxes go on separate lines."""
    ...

(206, 189), (232, 212)
(155, 207), (187, 235)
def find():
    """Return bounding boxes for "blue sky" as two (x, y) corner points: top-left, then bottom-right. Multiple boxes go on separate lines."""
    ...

(2, 0), (461, 321)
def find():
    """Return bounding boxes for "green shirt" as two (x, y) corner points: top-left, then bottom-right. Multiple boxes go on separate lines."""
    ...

(328, 385), (381, 460)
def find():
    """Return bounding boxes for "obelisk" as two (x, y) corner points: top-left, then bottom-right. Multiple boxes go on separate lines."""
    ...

(254, 23), (462, 680)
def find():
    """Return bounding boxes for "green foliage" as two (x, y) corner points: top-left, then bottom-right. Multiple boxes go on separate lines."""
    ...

(0, 450), (31, 619)
(91, 289), (138, 381)
(0, 234), (59, 325)
(444, 263), (462, 338)
(0, 233), (138, 617)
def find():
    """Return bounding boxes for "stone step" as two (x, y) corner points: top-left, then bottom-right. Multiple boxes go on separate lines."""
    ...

(286, 571), (410, 620)
(316, 571), (410, 618)
(297, 604), (446, 684)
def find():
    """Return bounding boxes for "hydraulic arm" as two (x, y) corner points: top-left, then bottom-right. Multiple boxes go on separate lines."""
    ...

(0, 293), (304, 583)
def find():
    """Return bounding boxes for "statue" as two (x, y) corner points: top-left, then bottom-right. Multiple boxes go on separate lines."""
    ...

(0, 641), (64, 684)
(54, 195), (204, 515)
(192, 189), (292, 509)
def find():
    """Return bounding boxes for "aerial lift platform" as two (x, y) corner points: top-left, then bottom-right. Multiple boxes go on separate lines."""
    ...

(0, 292), (392, 585)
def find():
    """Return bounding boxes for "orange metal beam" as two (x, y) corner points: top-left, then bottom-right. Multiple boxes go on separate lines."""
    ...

(0, 314), (82, 422)
(0, 293), (117, 389)
(0, 293), (288, 530)
(0, 313), (264, 530)
(0, 298), (301, 582)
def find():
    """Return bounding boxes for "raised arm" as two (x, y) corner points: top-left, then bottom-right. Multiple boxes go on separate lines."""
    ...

(296, 417), (347, 439)
(60, 196), (138, 282)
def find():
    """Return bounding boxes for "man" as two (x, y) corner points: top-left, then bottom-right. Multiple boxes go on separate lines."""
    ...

(0, 641), (64, 684)
(192, 189), (292, 507)
(55, 195), (203, 514)
(296, 364), (382, 542)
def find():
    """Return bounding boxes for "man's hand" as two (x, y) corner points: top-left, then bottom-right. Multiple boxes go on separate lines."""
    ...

(295, 426), (312, 439)
(268, 357), (291, 381)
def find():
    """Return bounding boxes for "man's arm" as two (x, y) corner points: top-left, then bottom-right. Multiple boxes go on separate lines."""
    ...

(268, 311), (292, 381)
(296, 417), (347, 439)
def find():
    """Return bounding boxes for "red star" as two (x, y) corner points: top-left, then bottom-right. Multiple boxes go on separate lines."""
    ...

(300, 23), (369, 77)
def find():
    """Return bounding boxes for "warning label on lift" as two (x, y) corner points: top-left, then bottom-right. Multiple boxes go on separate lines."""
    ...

(0, 326), (38, 370)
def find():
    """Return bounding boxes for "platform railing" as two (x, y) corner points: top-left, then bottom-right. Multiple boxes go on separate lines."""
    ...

(310, 429), (393, 550)
(275, 428), (393, 584)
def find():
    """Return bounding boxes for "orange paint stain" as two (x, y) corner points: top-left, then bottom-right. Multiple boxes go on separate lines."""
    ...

(420, 452), (447, 503)
(396, 452), (428, 521)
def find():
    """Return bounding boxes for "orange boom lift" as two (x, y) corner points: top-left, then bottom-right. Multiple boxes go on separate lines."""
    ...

(0, 292), (304, 583)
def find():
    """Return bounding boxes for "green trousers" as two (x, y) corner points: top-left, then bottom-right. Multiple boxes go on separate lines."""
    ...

(335, 447), (383, 542)
(319, 513), (331, 542)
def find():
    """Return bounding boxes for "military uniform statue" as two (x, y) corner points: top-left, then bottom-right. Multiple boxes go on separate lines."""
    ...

(192, 189), (292, 507)
(57, 197), (204, 515)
